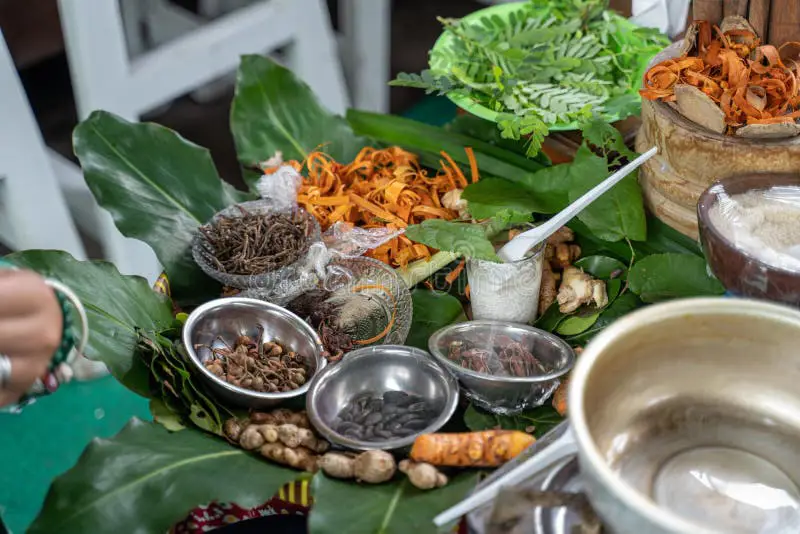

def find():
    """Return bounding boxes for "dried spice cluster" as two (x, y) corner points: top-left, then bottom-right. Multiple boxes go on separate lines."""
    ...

(201, 331), (310, 393)
(447, 337), (548, 378)
(199, 209), (311, 275)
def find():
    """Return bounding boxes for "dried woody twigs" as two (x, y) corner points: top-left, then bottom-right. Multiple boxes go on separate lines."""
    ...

(199, 208), (311, 275)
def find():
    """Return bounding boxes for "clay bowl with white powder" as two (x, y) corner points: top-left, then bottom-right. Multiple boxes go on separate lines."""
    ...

(698, 173), (800, 306)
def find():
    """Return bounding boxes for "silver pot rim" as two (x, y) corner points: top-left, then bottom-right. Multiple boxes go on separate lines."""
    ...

(568, 297), (800, 534)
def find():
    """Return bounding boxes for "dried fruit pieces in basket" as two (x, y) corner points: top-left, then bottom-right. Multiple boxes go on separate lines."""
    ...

(262, 146), (480, 268)
(641, 17), (800, 137)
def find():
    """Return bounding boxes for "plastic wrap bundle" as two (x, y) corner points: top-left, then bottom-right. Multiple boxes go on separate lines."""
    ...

(707, 184), (800, 273)
(192, 166), (404, 304)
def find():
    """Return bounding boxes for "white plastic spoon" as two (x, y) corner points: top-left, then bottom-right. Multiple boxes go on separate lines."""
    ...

(496, 146), (659, 263)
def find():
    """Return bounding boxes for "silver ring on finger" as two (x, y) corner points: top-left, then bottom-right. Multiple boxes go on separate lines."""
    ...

(0, 354), (11, 389)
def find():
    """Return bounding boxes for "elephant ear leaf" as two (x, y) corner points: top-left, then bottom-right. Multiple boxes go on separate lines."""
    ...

(7, 250), (175, 397)
(73, 110), (253, 303)
(28, 419), (300, 534)
(230, 55), (369, 188)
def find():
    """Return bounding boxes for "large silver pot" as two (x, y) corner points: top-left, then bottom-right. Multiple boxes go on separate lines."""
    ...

(452, 298), (800, 534)
(570, 297), (800, 534)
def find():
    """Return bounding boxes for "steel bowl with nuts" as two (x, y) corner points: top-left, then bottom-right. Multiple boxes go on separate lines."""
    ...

(182, 297), (326, 409)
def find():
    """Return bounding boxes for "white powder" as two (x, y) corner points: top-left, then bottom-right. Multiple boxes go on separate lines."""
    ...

(467, 253), (544, 323)
(708, 187), (800, 272)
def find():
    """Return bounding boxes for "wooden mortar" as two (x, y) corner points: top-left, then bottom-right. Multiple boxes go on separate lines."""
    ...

(635, 99), (800, 239)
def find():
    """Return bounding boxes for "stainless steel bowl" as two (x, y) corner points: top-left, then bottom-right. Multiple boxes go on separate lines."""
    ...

(570, 298), (800, 534)
(428, 320), (575, 414)
(306, 345), (459, 451)
(182, 297), (326, 409)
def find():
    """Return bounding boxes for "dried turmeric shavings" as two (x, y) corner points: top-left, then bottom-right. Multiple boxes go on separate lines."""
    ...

(640, 20), (800, 132)
(266, 146), (479, 268)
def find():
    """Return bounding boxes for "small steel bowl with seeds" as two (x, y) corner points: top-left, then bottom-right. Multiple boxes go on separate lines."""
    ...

(429, 320), (575, 415)
(306, 345), (459, 451)
(183, 297), (326, 409)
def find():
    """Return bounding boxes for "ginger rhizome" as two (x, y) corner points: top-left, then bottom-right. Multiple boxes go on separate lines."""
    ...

(318, 450), (397, 484)
(537, 227), (609, 315)
(223, 409), (329, 472)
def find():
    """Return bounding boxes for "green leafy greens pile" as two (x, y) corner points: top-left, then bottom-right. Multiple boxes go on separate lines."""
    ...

(392, 0), (668, 155)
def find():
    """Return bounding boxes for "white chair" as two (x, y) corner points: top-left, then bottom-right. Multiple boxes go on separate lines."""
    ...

(0, 30), (86, 260)
(54, 0), (353, 282)
(118, 0), (391, 113)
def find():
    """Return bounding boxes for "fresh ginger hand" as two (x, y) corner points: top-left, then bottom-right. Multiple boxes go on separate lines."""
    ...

(0, 270), (63, 407)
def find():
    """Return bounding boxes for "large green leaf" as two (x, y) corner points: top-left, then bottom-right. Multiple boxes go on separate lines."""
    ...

(347, 110), (546, 181)
(8, 251), (174, 397)
(628, 253), (725, 303)
(29, 419), (299, 534)
(574, 255), (627, 279)
(463, 178), (556, 218)
(567, 146), (646, 242)
(566, 292), (643, 345)
(73, 111), (251, 303)
(231, 55), (368, 172)
(309, 472), (479, 534)
(405, 220), (499, 262)
(406, 290), (466, 350)
(464, 404), (563, 438)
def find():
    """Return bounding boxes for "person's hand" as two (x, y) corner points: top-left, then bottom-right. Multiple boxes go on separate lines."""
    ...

(0, 270), (63, 407)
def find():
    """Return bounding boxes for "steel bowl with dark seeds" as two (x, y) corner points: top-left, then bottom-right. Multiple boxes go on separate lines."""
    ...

(306, 345), (459, 451)
(333, 391), (439, 442)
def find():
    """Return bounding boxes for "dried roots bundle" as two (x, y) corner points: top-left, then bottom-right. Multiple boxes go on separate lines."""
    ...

(199, 208), (311, 275)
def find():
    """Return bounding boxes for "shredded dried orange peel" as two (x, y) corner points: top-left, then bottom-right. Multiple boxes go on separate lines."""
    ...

(264, 146), (479, 268)
(641, 20), (800, 131)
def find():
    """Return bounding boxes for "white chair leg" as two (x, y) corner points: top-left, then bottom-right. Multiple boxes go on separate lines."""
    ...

(50, 151), (161, 283)
(340, 0), (391, 113)
(285, 0), (349, 115)
(0, 31), (86, 259)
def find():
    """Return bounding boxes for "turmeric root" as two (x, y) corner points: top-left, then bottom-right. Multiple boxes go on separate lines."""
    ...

(319, 450), (396, 483)
(399, 460), (448, 490)
(552, 376), (569, 417)
(260, 442), (318, 472)
(410, 430), (535, 467)
(557, 267), (608, 314)
(277, 423), (329, 453)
